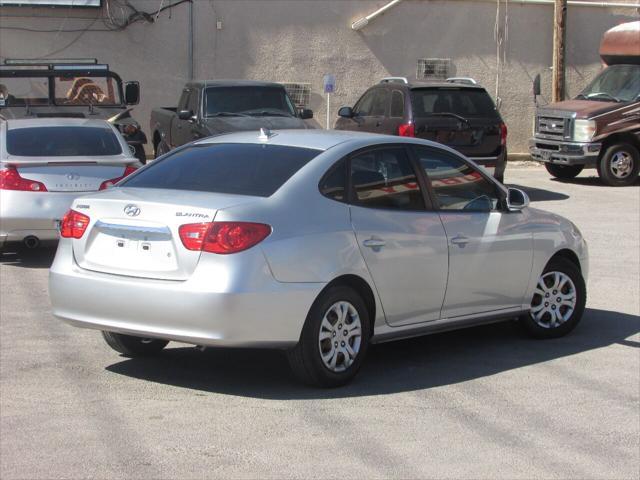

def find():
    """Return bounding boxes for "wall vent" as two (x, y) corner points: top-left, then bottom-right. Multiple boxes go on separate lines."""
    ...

(416, 58), (451, 80)
(280, 82), (311, 108)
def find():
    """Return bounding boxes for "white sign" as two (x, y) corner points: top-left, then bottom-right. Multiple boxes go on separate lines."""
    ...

(323, 74), (336, 94)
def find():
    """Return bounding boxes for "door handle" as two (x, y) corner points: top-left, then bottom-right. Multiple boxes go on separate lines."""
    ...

(363, 238), (386, 249)
(451, 235), (470, 247)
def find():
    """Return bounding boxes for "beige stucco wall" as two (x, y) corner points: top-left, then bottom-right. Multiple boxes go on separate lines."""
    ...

(1, 0), (638, 153)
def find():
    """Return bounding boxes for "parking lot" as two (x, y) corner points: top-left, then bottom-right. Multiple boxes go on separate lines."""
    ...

(1, 164), (638, 479)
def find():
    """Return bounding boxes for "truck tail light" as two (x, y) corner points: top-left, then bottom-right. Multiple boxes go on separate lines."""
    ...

(179, 222), (271, 254)
(0, 167), (48, 192)
(500, 122), (508, 146)
(60, 209), (90, 239)
(398, 123), (415, 137)
(99, 166), (138, 190)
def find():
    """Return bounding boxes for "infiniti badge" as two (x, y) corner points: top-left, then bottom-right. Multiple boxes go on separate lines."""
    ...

(124, 204), (141, 217)
(66, 173), (80, 181)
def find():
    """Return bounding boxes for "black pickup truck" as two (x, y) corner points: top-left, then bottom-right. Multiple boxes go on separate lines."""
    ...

(150, 80), (313, 156)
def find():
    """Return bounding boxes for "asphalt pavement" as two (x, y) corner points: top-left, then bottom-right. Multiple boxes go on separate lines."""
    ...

(1, 164), (638, 479)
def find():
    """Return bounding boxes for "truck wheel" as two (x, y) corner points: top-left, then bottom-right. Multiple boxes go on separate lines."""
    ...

(102, 331), (168, 357)
(155, 140), (170, 158)
(544, 163), (584, 179)
(598, 143), (639, 187)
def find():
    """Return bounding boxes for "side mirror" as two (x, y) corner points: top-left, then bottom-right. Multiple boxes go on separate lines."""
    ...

(532, 74), (541, 98)
(338, 106), (354, 118)
(506, 187), (530, 212)
(124, 81), (140, 105)
(299, 108), (313, 120)
(178, 109), (193, 121)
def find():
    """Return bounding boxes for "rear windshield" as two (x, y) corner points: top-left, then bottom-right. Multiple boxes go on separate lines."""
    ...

(121, 143), (321, 197)
(411, 88), (498, 117)
(6, 126), (123, 156)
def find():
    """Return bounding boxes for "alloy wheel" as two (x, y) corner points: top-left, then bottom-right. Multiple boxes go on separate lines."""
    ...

(530, 271), (577, 328)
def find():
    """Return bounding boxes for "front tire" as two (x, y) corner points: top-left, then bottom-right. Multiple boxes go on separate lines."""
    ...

(102, 331), (169, 357)
(287, 286), (370, 387)
(155, 139), (170, 159)
(598, 143), (639, 187)
(545, 163), (584, 179)
(519, 258), (586, 339)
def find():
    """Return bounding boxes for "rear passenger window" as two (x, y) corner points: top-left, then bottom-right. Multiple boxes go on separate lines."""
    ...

(390, 91), (404, 117)
(371, 90), (389, 117)
(319, 160), (346, 202)
(350, 148), (424, 211)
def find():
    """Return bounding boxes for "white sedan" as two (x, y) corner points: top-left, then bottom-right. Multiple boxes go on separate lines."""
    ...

(49, 129), (588, 387)
(0, 118), (140, 249)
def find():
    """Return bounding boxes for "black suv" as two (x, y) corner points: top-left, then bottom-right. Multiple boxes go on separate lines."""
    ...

(335, 77), (507, 182)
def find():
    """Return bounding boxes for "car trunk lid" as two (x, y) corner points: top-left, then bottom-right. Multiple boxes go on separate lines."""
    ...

(71, 187), (258, 280)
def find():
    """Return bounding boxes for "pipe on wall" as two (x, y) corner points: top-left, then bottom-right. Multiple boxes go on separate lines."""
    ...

(351, 0), (640, 30)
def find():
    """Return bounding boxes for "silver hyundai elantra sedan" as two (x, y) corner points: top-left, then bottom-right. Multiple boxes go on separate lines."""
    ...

(49, 129), (588, 387)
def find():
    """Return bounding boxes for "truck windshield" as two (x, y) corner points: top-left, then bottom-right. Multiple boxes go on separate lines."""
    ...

(204, 86), (295, 117)
(577, 65), (640, 103)
(0, 77), (49, 107)
(54, 76), (122, 106)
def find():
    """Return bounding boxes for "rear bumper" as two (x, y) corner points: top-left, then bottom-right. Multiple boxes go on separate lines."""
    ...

(529, 138), (602, 166)
(49, 240), (324, 348)
(0, 190), (88, 244)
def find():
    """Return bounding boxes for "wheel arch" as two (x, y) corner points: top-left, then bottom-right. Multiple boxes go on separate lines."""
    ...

(319, 274), (377, 336)
(548, 248), (582, 272)
(600, 132), (640, 154)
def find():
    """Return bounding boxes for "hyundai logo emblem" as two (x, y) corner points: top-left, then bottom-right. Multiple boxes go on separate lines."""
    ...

(66, 173), (80, 181)
(124, 204), (141, 217)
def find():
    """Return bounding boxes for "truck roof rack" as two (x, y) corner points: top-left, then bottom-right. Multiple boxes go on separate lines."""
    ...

(445, 77), (478, 85)
(380, 77), (409, 84)
(3, 58), (98, 66)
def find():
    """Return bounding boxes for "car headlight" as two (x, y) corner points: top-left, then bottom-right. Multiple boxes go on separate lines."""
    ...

(573, 119), (596, 142)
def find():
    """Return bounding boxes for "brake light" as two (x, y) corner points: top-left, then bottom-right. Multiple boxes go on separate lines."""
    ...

(179, 222), (271, 254)
(0, 168), (47, 192)
(99, 166), (138, 190)
(398, 123), (415, 137)
(60, 209), (90, 239)
(499, 122), (508, 146)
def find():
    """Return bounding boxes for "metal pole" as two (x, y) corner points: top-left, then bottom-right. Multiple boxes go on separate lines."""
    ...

(188, 0), (194, 81)
(552, 0), (567, 102)
(326, 93), (331, 130)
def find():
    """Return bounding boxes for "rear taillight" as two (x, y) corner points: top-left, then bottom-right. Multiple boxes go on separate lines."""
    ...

(179, 222), (271, 254)
(499, 122), (508, 146)
(0, 168), (47, 192)
(99, 166), (138, 190)
(398, 123), (415, 137)
(60, 209), (90, 239)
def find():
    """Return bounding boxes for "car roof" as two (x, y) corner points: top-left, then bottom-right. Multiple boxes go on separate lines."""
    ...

(187, 80), (285, 89)
(195, 128), (451, 153)
(4, 118), (114, 130)
(408, 81), (485, 90)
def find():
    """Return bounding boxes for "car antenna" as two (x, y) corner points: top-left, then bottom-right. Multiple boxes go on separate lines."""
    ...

(258, 127), (276, 141)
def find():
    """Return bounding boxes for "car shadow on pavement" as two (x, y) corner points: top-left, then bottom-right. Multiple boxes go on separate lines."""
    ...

(106, 308), (639, 399)
(505, 184), (570, 202)
(0, 246), (57, 269)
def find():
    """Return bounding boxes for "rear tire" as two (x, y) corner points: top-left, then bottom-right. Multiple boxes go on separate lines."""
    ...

(287, 286), (370, 387)
(102, 331), (168, 357)
(598, 143), (639, 187)
(519, 257), (586, 339)
(545, 163), (584, 179)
